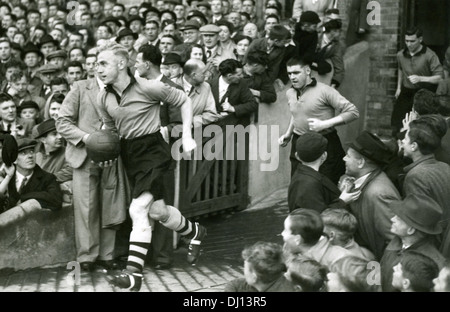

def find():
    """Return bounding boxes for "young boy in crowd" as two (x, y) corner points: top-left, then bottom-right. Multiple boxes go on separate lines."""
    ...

(18, 100), (41, 124)
(321, 208), (376, 261)
(392, 250), (439, 292)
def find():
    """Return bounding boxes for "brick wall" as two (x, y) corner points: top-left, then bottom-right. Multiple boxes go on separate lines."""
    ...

(364, 0), (403, 137)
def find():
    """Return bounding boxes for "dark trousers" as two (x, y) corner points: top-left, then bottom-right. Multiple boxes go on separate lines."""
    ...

(290, 130), (346, 185)
(391, 87), (418, 138)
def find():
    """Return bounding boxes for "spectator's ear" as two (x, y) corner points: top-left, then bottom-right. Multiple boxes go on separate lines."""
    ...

(327, 230), (336, 242)
(402, 278), (411, 291)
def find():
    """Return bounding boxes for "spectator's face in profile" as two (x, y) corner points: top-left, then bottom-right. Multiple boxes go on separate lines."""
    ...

(202, 33), (219, 49)
(390, 215), (412, 237)
(281, 216), (299, 251)
(433, 268), (450, 292)
(243, 260), (257, 285)
(191, 64), (207, 85)
(287, 64), (309, 89)
(226, 68), (243, 84)
(391, 262), (406, 291)
(326, 271), (345, 292)
(400, 131), (415, 159)
(0, 100), (16, 122)
(42, 130), (63, 150)
(16, 147), (36, 170)
(134, 53), (148, 78)
(343, 147), (362, 177)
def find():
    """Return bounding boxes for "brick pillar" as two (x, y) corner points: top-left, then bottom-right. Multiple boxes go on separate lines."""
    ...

(364, 0), (403, 136)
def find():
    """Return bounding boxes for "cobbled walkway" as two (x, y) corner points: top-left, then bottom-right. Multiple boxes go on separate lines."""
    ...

(0, 188), (289, 292)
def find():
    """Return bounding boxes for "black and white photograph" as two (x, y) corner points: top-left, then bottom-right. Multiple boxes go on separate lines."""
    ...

(0, 0), (449, 300)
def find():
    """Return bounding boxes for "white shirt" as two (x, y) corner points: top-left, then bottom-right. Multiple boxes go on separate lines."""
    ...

(182, 76), (193, 94)
(15, 171), (33, 192)
(2, 121), (17, 132)
(218, 75), (229, 102)
(354, 172), (372, 190)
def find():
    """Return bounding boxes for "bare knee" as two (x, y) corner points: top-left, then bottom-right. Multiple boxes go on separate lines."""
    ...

(129, 192), (154, 224)
(148, 199), (168, 221)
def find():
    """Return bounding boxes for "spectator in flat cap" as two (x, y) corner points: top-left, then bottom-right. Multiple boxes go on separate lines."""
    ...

(34, 118), (73, 186)
(35, 63), (60, 100)
(380, 194), (446, 292)
(46, 50), (67, 78)
(400, 115), (450, 259)
(312, 18), (345, 88)
(173, 20), (203, 54)
(342, 130), (401, 260)
(288, 132), (360, 214)
(187, 10), (208, 27)
(201, 23), (236, 79)
(0, 137), (63, 212)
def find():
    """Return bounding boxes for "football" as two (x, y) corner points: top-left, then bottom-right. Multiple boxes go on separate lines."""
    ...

(85, 129), (121, 163)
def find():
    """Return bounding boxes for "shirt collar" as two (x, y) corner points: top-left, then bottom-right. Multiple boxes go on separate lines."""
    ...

(403, 45), (427, 58)
(182, 76), (193, 93)
(219, 75), (229, 89)
(354, 172), (372, 190)
(105, 70), (136, 102)
(156, 73), (164, 81)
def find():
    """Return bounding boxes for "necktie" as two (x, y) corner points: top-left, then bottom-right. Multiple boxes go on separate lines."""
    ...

(18, 177), (28, 193)
(188, 86), (195, 96)
(206, 49), (212, 59)
(6, 124), (11, 133)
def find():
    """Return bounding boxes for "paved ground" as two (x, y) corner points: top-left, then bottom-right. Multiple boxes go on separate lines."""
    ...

(0, 187), (289, 292)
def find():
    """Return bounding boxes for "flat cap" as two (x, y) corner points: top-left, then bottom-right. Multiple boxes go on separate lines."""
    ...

(179, 19), (201, 31)
(17, 138), (38, 152)
(199, 24), (221, 34)
(296, 132), (328, 162)
(37, 63), (60, 73)
(33, 118), (56, 139)
(46, 50), (67, 61)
